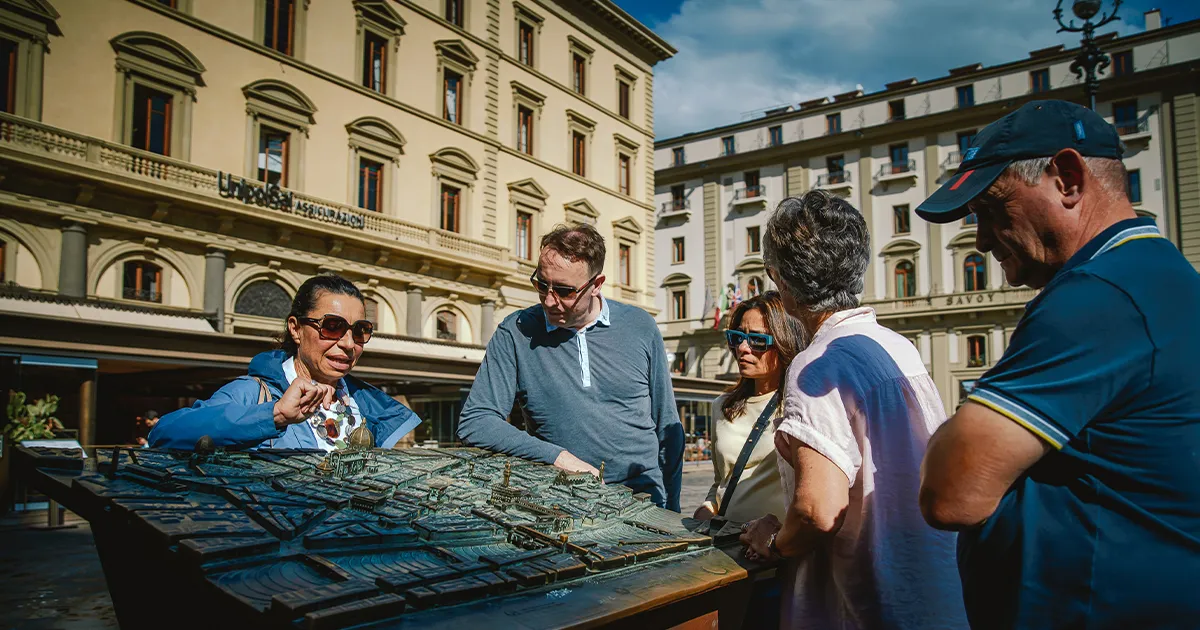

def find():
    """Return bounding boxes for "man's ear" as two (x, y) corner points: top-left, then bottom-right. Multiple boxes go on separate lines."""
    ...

(1051, 148), (1086, 209)
(592, 274), (606, 293)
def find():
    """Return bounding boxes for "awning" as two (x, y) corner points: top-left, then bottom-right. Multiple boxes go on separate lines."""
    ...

(0, 353), (98, 369)
(0, 296), (216, 333)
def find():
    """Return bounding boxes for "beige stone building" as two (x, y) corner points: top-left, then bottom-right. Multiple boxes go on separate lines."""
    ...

(0, 0), (703, 447)
(653, 11), (1200, 435)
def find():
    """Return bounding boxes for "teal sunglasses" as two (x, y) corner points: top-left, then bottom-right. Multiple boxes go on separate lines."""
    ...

(724, 329), (775, 351)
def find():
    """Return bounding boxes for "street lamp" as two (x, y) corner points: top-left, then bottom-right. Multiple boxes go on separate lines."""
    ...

(1053, 0), (1122, 110)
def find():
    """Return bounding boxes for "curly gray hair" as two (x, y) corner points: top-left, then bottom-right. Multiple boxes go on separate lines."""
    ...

(763, 190), (869, 314)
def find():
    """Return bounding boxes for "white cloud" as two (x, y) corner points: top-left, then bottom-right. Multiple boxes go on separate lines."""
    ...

(651, 0), (1143, 139)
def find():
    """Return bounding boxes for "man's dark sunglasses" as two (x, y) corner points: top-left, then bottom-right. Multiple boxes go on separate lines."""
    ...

(529, 270), (600, 300)
(725, 329), (775, 351)
(298, 314), (374, 344)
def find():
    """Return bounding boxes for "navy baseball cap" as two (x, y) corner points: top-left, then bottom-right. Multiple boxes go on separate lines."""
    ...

(916, 100), (1124, 223)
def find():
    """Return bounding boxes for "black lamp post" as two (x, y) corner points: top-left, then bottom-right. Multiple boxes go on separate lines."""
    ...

(1053, 0), (1123, 110)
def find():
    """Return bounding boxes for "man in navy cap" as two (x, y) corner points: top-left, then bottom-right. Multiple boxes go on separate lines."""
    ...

(917, 99), (1200, 628)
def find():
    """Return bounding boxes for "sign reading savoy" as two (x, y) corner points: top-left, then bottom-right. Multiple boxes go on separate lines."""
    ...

(217, 172), (366, 230)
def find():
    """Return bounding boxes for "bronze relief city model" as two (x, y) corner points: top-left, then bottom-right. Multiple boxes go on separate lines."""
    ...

(19, 429), (740, 629)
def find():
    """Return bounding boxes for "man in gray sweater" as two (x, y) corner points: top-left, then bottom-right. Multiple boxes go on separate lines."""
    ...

(458, 224), (683, 511)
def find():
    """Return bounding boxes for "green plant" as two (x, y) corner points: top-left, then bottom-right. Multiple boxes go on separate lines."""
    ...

(4, 391), (64, 442)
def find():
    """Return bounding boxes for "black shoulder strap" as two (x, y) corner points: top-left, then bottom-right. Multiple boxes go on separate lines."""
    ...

(716, 393), (780, 518)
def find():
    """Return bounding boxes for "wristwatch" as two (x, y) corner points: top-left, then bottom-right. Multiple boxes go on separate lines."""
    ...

(767, 532), (781, 558)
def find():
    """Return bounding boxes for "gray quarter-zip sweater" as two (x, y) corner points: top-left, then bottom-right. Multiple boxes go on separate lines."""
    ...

(457, 299), (683, 511)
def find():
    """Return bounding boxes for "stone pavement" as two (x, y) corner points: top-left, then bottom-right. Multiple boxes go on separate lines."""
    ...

(0, 520), (117, 630)
(679, 461), (715, 517)
(0, 463), (717, 629)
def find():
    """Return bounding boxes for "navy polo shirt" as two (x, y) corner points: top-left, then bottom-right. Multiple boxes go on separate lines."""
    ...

(960, 217), (1200, 629)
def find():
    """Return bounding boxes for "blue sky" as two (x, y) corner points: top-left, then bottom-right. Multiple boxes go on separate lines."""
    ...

(613, 0), (1200, 139)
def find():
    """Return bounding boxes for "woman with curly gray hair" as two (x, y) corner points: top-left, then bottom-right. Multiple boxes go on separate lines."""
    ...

(738, 191), (967, 629)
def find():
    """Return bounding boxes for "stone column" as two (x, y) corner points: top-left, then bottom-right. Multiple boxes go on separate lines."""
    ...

(480, 299), (496, 345)
(991, 325), (1005, 364)
(930, 329), (952, 411)
(924, 134), (944, 294)
(58, 221), (90, 298)
(204, 246), (231, 332)
(78, 373), (96, 448)
(406, 286), (424, 337)
(856, 154), (876, 299)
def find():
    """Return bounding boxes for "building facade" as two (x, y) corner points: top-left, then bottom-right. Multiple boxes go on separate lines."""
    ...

(0, 0), (695, 447)
(654, 11), (1200, 420)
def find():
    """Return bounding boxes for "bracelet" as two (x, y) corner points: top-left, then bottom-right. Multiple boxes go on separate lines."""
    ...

(767, 532), (780, 557)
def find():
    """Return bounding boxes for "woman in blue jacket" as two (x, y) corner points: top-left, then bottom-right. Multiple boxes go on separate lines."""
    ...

(150, 274), (422, 450)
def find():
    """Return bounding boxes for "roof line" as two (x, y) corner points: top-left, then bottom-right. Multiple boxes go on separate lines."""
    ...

(584, 0), (677, 62)
(654, 16), (1199, 145)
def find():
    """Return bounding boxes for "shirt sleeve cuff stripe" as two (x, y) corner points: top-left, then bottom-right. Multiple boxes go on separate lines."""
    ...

(967, 389), (1068, 450)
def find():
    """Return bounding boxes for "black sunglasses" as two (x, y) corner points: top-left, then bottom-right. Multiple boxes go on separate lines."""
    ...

(724, 329), (775, 351)
(529, 270), (600, 300)
(298, 314), (374, 344)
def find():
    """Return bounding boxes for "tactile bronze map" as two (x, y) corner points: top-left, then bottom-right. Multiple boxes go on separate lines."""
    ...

(25, 443), (741, 629)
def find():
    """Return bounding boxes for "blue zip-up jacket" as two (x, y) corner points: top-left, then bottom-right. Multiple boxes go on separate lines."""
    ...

(148, 350), (422, 450)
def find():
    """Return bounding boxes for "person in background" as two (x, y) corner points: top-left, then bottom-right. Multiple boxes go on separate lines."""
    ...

(739, 191), (967, 629)
(918, 100), (1200, 629)
(133, 410), (159, 447)
(457, 223), (684, 511)
(149, 274), (421, 451)
(693, 291), (801, 524)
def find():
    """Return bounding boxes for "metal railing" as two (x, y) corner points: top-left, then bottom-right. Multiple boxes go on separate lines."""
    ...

(121, 288), (162, 303)
(943, 151), (963, 169)
(733, 185), (765, 200)
(660, 198), (690, 213)
(1115, 118), (1149, 136)
(878, 160), (917, 177)
(816, 171), (849, 187)
(0, 113), (509, 264)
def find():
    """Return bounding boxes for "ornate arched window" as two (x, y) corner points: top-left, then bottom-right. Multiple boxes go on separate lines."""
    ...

(967, 335), (988, 367)
(242, 79), (317, 188)
(894, 260), (915, 298)
(122, 260), (163, 302)
(111, 32), (206, 160)
(435, 309), (458, 341)
(964, 253), (987, 292)
(234, 281), (291, 319)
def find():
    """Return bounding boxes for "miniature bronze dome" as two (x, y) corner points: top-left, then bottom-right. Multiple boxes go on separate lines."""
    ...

(348, 424), (374, 449)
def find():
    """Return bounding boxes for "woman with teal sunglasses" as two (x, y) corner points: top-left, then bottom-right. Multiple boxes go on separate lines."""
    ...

(694, 290), (802, 524)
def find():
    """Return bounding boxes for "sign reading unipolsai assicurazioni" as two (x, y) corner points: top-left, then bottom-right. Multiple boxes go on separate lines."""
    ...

(217, 172), (366, 230)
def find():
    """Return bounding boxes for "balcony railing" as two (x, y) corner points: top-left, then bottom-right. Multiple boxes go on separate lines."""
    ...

(660, 199), (690, 213)
(0, 113), (510, 265)
(878, 160), (917, 178)
(816, 171), (849, 187)
(1115, 118), (1150, 137)
(733, 185), (765, 200)
(943, 151), (962, 170)
(121, 287), (162, 303)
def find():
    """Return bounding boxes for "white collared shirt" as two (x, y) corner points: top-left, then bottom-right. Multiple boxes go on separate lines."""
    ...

(544, 297), (611, 388)
(281, 356), (363, 451)
(775, 307), (966, 629)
